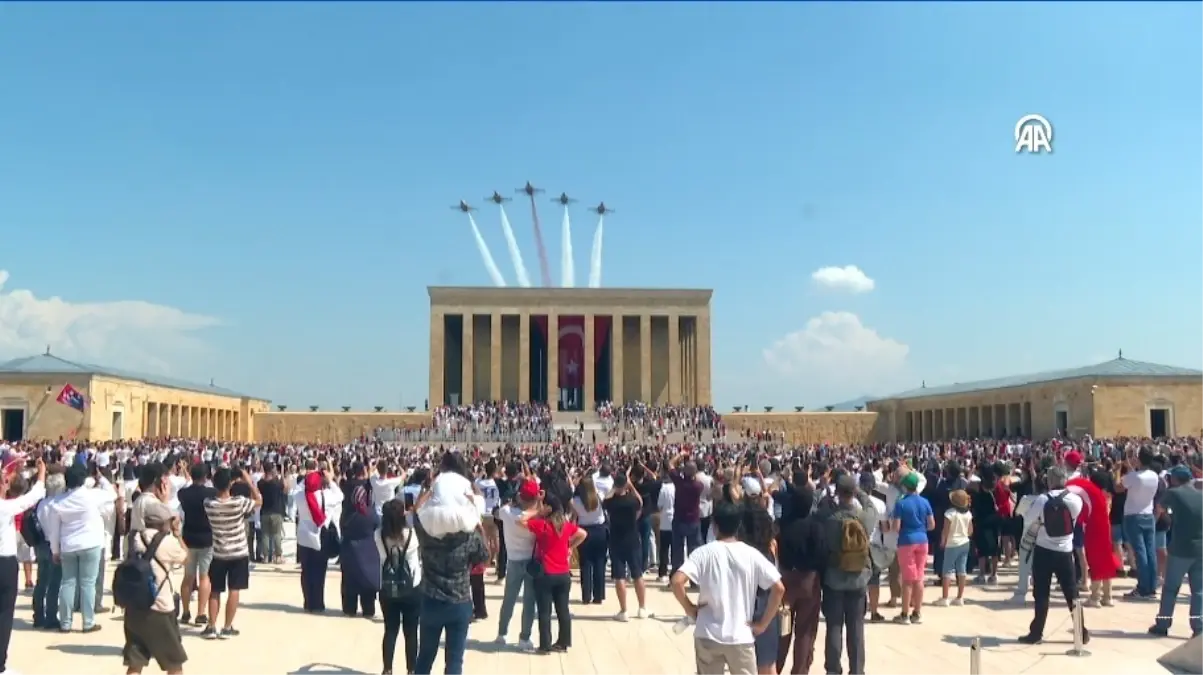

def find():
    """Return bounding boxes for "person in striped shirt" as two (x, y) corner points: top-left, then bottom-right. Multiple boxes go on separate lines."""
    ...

(201, 467), (261, 640)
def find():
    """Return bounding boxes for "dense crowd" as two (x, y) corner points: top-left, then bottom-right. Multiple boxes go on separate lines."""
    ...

(1, 431), (1200, 675)
(596, 401), (725, 437)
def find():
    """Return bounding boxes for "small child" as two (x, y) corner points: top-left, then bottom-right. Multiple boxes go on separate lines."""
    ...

(416, 471), (482, 538)
(937, 489), (973, 606)
(470, 559), (488, 620)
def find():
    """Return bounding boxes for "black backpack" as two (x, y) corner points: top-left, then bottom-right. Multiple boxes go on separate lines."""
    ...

(112, 531), (170, 611)
(1042, 491), (1075, 539)
(20, 505), (46, 547)
(381, 532), (416, 601)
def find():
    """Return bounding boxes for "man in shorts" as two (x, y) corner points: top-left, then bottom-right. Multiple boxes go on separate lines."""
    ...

(202, 467), (261, 639)
(177, 463), (216, 626)
(603, 473), (648, 620)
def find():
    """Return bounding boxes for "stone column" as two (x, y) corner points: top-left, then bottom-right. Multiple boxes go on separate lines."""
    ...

(429, 311), (445, 407)
(547, 313), (559, 409)
(639, 314), (651, 402)
(490, 313), (502, 401)
(145, 403), (155, 437)
(461, 313), (474, 405)
(697, 312), (712, 406)
(1020, 401), (1031, 438)
(233, 412), (239, 441)
(668, 315), (681, 404)
(1004, 403), (1013, 437)
(518, 312), (530, 402)
(611, 315), (624, 404)
(583, 313), (595, 411)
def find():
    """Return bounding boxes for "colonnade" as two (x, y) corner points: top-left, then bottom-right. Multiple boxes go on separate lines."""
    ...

(144, 401), (240, 440)
(903, 400), (1033, 441)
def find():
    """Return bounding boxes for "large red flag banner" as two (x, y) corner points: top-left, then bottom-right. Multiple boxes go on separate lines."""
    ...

(532, 316), (611, 406)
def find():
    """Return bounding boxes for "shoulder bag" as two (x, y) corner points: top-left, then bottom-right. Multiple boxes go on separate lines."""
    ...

(319, 492), (342, 561)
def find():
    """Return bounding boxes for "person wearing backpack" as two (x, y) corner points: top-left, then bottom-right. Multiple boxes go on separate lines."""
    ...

(376, 499), (421, 675)
(121, 500), (188, 674)
(1018, 466), (1090, 646)
(819, 474), (878, 675)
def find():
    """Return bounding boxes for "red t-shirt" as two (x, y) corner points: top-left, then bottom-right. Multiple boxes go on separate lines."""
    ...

(994, 482), (1013, 518)
(526, 518), (580, 575)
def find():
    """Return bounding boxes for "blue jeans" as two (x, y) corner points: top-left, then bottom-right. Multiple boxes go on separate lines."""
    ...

(33, 543), (61, 627)
(59, 546), (103, 630)
(942, 543), (971, 577)
(670, 520), (702, 575)
(414, 595), (472, 675)
(1123, 514), (1157, 596)
(496, 559), (536, 641)
(1156, 554), (1202, 634)
(638, 514), (654, 569)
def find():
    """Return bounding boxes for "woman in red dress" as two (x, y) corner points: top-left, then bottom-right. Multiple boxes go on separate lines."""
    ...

(1068, 471), (1120, 606)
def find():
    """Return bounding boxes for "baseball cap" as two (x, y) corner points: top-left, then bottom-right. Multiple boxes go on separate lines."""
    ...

(1168, 465), (1193, 482)
(740, 476), (763, 496)
(518, 479), (540, 501)
(1065, 451), (1083, 467)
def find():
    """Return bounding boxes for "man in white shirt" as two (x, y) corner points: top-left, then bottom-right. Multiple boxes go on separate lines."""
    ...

(494, 479), (539, 650)
(1018, 466), (1088, 645)
(370, 460), (403, 519)
(45, 463), (121, 633)
(2, 457), (46, 671)
(1118, 449), (1161, 599)
(672, 500), (784, 675)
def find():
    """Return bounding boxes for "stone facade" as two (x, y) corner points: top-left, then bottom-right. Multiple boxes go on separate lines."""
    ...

(725, 412), (882, 445)
(0, 373), (268, 442)
(252, 412), (432, 444)
(867, 376), (1202, 441)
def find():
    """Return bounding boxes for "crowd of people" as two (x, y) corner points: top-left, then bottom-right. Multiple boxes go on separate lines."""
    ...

(0, 427), (1200, 675)
(596, 401), (725, 438)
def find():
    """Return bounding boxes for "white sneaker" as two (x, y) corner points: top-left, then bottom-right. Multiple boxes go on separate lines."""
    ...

(934, 598), (951, 607)
(636, 607), (648, 619)
(615, 611), (629, 622)
(495, 635), (508, 645)
(518, 639), (535, 651)
(951, 597), (965, 607)
(655, 576), (664, 583)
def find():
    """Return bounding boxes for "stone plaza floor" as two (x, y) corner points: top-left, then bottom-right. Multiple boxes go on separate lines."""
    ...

(11, 539), (1197, 674)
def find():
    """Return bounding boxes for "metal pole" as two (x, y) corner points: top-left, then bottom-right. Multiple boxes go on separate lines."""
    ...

(969, 637), (982, 675)
(1067, 603), (1091, 657)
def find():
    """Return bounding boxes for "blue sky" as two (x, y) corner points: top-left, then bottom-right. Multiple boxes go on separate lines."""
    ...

(1, 2), (1199, 411)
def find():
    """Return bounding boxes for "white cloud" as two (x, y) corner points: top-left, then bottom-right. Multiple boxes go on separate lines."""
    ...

(0, 270), (220, 374)
(762, 311), (910, 401)
(811, 265), (875, 294)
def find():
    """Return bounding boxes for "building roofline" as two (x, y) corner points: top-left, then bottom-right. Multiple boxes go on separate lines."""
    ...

(427, 286), (713, 308)
(0, 354), (266, 401)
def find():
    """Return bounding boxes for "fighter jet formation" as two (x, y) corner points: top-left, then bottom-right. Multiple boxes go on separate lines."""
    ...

(453, 182), (613, 289)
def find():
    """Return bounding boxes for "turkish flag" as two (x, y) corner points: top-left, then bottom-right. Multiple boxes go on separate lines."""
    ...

(558, 317), (585, 390)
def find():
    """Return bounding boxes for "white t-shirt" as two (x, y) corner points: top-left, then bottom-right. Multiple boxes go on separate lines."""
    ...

(944, 509), (973, 548)
(697, 473), (714, 518)
(497, 505), (536, 561)
(1122, 469), (1159, 515)
(592, 474), (615, 502)
(475, 478), (500, 512)
(371, 475), (403, 516)
(867, 495), (889, 549)
(1023, 489), (1084, 553)
(678, 540), (782, 645)
(657, 482), (676, 531)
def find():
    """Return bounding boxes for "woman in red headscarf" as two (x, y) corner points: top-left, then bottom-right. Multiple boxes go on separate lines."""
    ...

(1068, 471), (1120, 606)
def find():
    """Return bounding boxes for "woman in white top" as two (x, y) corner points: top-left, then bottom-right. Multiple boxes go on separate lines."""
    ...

(2, 458), (46, 673)
(656, 475), (676, 582)
(376, 499), (421, 675)
(937, 489), (974, 606)
(45, 463), (122, 632)
(294, 470), (343, 613)
(572, 475), (608, 604)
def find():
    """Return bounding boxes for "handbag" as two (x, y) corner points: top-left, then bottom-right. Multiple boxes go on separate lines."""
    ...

(526, 537), (546, 582)
(318, 493), (341, 561)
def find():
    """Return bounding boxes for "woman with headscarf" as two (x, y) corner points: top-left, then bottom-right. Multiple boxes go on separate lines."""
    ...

(340, 462), (381, 618)
(295, 469), (343, 613)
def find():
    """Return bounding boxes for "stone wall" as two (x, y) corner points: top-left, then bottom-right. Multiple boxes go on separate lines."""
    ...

(723, 412), (882, 445)
(1093, 381), (1202, 438)
(253, 412), (433, 444)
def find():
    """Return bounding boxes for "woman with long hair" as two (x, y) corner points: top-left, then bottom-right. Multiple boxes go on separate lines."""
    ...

(377, 499), (421, 675)
(740, 486), (780, 675)
(520, 495), (586, 654)
(571, 474), (608, 605)
(970, 465), (1001, 585)
(340, 462), (382, 618)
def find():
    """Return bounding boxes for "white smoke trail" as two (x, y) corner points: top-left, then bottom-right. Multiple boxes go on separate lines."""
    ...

(588, 214), (604, 288)
(560, 206), (574, 287)
(497, 205), (532, 287)
(466, 213), (506, 286)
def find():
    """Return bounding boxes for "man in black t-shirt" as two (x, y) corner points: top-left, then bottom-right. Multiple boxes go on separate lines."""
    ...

(603, 473), (648, 619)
(258, 463), (287, 565)
(177, 463), (217, 625)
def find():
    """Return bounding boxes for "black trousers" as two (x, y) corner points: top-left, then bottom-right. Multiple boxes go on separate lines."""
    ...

(382, 594), (421, 674)
(1029, 546), (1087, 639)
(657, 530), (672, 578)
(341, 578), (376, 617)
(535, 573), (572, 650)
(470, 574), (487, 619)
(495, 516), (507, 579)
(821, 588), (866, 675)
(0, 556), (16, 673)
(298, 546), (328, 611)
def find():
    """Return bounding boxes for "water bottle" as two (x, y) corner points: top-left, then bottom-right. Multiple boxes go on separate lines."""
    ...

(673, 616), (694, 635)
